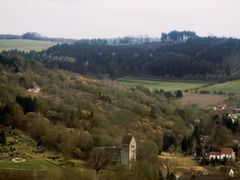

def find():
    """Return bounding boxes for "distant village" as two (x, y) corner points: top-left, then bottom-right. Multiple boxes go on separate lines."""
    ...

(204, 103), (240, 154)
(195, 103), (240, 176)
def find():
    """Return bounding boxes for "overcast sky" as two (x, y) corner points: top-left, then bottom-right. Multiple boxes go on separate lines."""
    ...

(0, 0), (239, 39)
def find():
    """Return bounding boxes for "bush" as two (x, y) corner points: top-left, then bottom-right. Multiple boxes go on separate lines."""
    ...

(175, 90), (183, 98)
(216, 90), (225, 95)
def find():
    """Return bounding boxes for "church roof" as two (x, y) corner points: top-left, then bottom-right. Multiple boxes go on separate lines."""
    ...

(121, 134), (134, 145)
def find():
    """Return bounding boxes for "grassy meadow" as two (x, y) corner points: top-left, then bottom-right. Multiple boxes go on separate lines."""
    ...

(202, 79), (240, 95)
(118, 77), (211, 91)
(0, 159), (58, 170)
(118, 77), (237, 108)
(0, 39), (59, 52)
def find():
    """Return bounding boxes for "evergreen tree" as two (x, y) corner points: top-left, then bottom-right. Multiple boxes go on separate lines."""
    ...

(163, 133), (176, 151)
(181, 136), (188, 152)
(16, 95), (38, 114)
(181, 136), (193, 155)
(0, 130), (6, 145)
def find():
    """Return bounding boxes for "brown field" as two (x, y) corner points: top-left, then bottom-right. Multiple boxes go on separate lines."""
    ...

(177, 93), (228, 108)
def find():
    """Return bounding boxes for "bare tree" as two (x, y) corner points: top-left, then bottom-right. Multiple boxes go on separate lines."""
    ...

(89, 147), (109, 180)
(223, 52), (240, 77)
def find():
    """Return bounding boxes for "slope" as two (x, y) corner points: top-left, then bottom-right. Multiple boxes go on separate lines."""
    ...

(0, 55), (207, 155)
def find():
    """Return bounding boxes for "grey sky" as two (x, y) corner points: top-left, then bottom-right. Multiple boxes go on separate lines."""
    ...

(0, 0), (239, 39)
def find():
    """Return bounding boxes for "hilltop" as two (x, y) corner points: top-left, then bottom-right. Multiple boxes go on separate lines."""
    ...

(0, 32), (77, 44)
(0, 32), (69, 52)
(0, 39), (59, 52)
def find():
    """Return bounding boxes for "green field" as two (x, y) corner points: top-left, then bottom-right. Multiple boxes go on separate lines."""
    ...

(0, 159), (59, 170)
(118, 77), (210, 91)
(0, 39), (59, 52)
(202, 79), (240, 95)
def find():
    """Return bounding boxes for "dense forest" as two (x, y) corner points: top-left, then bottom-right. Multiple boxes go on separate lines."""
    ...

(2, 31), (240, 80)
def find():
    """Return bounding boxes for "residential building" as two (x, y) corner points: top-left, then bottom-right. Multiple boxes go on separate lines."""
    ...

(207, 147), (235, 160)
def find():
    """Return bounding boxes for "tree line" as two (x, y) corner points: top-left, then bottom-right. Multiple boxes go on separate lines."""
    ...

(2, 34), (240, 80)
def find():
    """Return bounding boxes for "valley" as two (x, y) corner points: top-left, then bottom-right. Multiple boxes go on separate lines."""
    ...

(1, 0), (240, 178)
(0, 32), (240, 179)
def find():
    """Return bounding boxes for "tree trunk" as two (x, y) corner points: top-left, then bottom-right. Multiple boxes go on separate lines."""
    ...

(96, 170), (99, 180)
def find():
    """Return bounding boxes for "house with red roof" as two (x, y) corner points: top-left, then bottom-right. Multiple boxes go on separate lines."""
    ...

(208, 151), (221, 160)
(220, 147), (235, 159)
(207, 147), (235, 160)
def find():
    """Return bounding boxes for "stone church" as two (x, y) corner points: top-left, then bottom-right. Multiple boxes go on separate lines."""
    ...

(104, 134), (136, 166)
(120, 134), (137, 165)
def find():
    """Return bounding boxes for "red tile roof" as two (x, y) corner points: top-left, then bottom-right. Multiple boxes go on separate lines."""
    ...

(208, 147), (234, 157)
(220, 147), (234, 155)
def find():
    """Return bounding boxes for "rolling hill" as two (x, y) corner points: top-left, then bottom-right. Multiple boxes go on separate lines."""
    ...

(0, 39), (59, 52)
(202, 79), (240, 95)
(6, 34), (238, 80)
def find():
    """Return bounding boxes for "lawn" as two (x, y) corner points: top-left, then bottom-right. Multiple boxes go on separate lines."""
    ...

(202, 79), (240, 95)
(0, 39), (59, 52)
(118, 77), (210, 91)
(0, 159), (59, 170)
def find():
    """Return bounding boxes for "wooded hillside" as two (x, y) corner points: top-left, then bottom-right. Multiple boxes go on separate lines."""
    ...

(0, 55), (212, 156)
(3, 34), (239, 80)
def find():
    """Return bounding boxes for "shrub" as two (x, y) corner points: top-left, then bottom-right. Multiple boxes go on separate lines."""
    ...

(175, 90), (183, 98)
